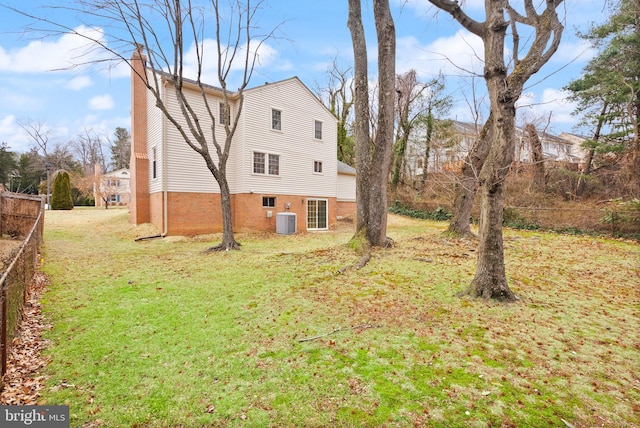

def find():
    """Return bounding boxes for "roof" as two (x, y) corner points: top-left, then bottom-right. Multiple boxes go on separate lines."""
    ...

(103, 168), (130, 177)
(338, 161), (356, 176)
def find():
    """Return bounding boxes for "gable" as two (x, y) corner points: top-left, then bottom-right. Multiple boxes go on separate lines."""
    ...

(244, 77), (336, 120)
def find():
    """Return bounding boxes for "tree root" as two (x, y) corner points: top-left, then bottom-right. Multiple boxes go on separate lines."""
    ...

(443, 227), (477, 240)
(204, 241), (242, 253)
(338, 236), (394, 273)
(457, 282), (519, 303)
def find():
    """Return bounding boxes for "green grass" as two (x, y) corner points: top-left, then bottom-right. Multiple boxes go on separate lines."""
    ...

(38, 208), (640, 427)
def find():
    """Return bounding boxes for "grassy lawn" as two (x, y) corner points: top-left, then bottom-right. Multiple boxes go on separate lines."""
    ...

(38, 208), (639, 427)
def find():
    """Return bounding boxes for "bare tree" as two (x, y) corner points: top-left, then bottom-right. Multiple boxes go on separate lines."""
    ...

(71, 127), (108, 176)
(18, 119), (53, 158)
(9, 0), (279, 251)
(317, 58), (356, 166)
(347, 0), (396, 254)
(428, 0), (564, 301)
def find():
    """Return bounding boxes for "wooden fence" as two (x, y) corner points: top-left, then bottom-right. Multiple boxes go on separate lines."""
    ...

(0, 192), (45, 390)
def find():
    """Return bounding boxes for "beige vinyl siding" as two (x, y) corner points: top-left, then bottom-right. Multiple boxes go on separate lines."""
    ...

(241, 78), (338, 197)
(147, 83), (164, 194)
(337, 173), (356, 201)
(161, 85), (236, 193)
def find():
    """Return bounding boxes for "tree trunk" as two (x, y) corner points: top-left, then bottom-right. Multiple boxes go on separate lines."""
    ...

(577, 106), (606, 197)
(391, 137), (406, 188)
(347, 0), (371, 235)
(447, 113), (494, 237)
(206, 174), (240, 252)
(463, 107), (517, 301)
(525, 123), (546, 190)
(421, 110), (434, 184)
(465, 178), (516, 301)
(366, 0), (396, 247)
(347, 0), (395, 249)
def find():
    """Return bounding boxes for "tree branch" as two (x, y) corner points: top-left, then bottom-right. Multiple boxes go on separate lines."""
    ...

(427, 0), (484, 38)
(298, 323), (380, 343)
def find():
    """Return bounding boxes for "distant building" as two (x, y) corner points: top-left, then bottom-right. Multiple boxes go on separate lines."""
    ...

(94, 166), (131, 208)
(405, 120), (583, 178)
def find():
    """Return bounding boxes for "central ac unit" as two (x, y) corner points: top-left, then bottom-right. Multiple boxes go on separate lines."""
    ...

(276, 212), (297, 235)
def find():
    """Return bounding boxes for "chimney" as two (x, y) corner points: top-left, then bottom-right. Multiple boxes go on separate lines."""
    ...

(129, 43), (151, 225)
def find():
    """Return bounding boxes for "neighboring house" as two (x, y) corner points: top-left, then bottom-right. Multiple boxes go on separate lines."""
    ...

(559, 132), (589, 169)
(129, 50), (356, 236)
(94, 166), (131, 208)
(406, 120), (581, 177)
(513, 128), (578, 165)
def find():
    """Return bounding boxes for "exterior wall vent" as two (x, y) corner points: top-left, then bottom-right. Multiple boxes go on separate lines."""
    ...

(276, 212), (297, 235)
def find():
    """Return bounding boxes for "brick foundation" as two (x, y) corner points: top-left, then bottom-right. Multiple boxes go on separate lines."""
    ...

(147, 191), (347, 235)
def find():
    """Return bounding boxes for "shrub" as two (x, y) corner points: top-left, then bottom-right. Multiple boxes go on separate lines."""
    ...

(51, 171), (74, 210)
(389, 202), (452, 221)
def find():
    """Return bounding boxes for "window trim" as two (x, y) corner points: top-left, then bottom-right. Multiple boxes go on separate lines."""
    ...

(306, 198), (329, 231)
(252, 150), (281, 176)
(314, 119), (323, 140)
(152, 146), (157, 180)
(271, 108), (282, 131)
(262, 196), (276, 208)
(313, 160), (323, 174)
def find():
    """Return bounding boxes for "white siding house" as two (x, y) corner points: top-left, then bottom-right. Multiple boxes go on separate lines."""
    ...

(129, 49), (355, 236)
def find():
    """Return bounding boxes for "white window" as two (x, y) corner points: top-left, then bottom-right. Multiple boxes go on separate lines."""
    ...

(253, 152), (280, 176)
(152, 147), (157, 179)
(313, 161), (323, 174)
(268, 154), (280, 175)
(253, 152), (265, 174)
(272, 109), (282, 131)
(262, 196), (275, 207)
(307, 199), (328, 230)
(314, 120), (322, 139)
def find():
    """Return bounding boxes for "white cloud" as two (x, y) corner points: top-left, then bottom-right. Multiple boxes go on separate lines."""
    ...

(517, 88), (578, 131)
(553, 39), (596, 65)
(66, 76), (93, 90)
(0, 115), (31, 153)
(397, 30), (484, 79)
(180, 38), (279, 85)
(0, 26), (108, 74)
(89, 95), (114, 110)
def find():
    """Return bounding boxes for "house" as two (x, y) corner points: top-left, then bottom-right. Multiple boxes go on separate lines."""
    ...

(94, 166), (131, 208)
(405, 120), (580, 177)
(129, 50), (356, 236)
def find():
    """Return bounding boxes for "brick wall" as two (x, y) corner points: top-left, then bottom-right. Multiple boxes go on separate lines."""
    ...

(129, 47), (150, 225)
(147, 191), (348, 235)
(336, 201), (356, 219)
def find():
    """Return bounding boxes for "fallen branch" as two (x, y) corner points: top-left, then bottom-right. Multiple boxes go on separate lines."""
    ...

(298, 323), (380, 343)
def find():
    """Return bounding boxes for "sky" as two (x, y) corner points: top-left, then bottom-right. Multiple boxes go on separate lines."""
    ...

(0, 0), (609, 155)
